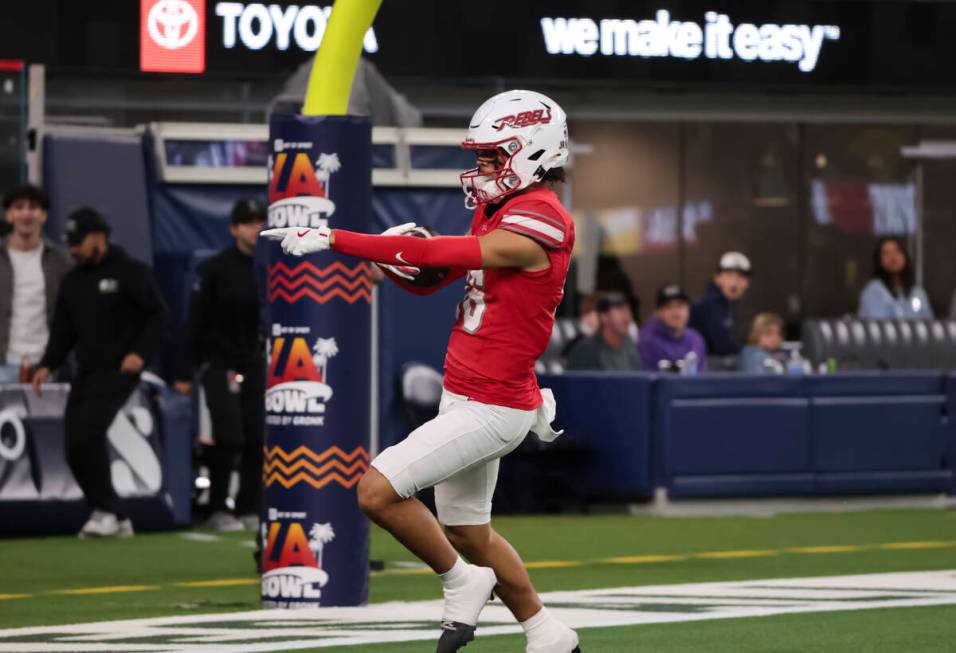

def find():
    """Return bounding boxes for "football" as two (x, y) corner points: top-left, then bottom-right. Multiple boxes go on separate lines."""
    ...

(403, 226), (450, 288)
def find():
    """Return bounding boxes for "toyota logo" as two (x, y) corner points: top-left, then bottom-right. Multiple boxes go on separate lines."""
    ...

(147, 0), (199, 50)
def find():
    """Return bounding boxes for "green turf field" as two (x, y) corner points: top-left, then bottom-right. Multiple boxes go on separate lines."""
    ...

(1, 509), (955, 651)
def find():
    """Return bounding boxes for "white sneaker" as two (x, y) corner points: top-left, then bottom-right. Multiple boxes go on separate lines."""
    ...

(527, 623), (580, 653)
(207, 511), (246, 532)
(436, 564), (497, 652)
(78, 510), (134, 539)
(237, 514), (260, 531)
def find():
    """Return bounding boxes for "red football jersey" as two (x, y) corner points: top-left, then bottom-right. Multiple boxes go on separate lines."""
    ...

(443, 187), (575, 410)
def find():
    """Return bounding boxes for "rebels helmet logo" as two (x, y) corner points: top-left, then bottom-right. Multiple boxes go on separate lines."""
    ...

(492, 109), (552, 131)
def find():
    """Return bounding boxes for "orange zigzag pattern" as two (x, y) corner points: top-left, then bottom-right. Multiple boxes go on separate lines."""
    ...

(269, 273), (370, 294)
(267, 262), (372, 305)
(269, 287), (372, 305)
(263, 445), (369, 491)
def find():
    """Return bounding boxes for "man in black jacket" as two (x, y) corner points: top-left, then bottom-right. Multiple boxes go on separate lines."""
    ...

(689, 251), (751, 359)
(33, 208), (169, 538)
(174, 198), (266, 532)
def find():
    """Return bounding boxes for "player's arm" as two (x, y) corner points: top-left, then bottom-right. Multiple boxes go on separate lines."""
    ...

(334, 229), (550, 271)
(262, 227), (550, 271)
(475, 229), (550, 271)
(263, 226), (484, 269)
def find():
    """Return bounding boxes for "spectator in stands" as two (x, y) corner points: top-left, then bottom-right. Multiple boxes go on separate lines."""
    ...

(639, 285), (707, 373)
(174, 198), (267, 532)
(0, 185), (71, 383)
(740, 313), (787, 374)
(858, 236), (932, 320)
(579, 293), (600, 337)
(566, 291), (642, 371)
(690, 251), (751, 356)
(32, 208), (169, 538)
(560, 292), (601, 358)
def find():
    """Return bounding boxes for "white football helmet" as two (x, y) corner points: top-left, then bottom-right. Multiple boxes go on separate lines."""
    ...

(460, 89), (569, 207)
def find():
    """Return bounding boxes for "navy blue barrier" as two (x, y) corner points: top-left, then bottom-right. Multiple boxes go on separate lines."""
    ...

(654, 376), (813, 497)
(807, 374), (951, 494)
(537, 373), (654, 500)
(654, 373), (955, 498)
(0, 383), (192, 535)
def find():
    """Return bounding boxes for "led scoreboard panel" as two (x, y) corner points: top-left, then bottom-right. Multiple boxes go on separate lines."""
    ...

(5, 0), (956, 91)
(362, 0), (956, 90)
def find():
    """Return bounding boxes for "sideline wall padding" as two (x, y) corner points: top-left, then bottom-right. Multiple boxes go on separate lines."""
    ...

(655, 376), (813, 496)
(539, 372), (654, 499)
(808, 373), (951, 494)
(655, 373), (954, 498)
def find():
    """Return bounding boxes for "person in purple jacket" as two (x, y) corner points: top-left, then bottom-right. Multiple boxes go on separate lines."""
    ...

(639, 284), (708, 373)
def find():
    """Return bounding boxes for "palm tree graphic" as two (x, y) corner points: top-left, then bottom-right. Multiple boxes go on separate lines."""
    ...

(315, 153), (341, 197)
(308, 522), (336, 567)
(312, 337), (339, 383)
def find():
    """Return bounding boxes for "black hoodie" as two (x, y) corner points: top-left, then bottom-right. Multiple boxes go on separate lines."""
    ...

(40, 245), (169, 374)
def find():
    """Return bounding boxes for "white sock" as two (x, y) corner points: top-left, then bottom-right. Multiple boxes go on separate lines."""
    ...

(520, 607), (552, 635)
(440, 556), (469, 589)
(523, 607), (576, 649)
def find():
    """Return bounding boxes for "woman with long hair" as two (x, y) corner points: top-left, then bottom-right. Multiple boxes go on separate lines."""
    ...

(858, 236), (933, 320)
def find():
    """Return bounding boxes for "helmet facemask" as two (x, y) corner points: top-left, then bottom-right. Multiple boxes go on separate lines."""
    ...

(459, 137), (526, 208)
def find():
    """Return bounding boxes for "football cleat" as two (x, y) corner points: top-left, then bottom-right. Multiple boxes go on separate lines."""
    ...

(436, 620), (476, 652)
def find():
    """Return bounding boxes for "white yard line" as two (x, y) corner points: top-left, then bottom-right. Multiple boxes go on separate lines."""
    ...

(0, 570), (954, 651)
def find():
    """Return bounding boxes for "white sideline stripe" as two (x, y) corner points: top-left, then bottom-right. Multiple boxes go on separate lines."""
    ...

(501, 215), (564, 242)
(178, 533), (221, 543)
(1, 571), (955, 651)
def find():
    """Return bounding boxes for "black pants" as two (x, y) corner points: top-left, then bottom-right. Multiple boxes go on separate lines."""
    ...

(201, 362), (265, 515)
(64, 371), (140, 516)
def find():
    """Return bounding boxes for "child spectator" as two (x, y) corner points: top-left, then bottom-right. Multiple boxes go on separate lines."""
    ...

(740, 313), (787, 374)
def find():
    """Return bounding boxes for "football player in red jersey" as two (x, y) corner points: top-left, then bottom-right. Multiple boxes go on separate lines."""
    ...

(263, 90), (580, 653)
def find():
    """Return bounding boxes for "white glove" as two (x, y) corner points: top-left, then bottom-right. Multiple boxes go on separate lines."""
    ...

(260, 226), (331, 257)
(378, 222), (420, 281)
(382, 222), (417, 236)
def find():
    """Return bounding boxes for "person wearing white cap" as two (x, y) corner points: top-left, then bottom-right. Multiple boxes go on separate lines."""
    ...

(689, 251), (751, 357)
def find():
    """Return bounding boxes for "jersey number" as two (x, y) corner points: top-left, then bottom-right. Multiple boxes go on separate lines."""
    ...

(457, 270), (486, 334)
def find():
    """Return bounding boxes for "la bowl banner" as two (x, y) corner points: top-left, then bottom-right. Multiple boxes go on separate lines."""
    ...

(260, 115), (372, 608)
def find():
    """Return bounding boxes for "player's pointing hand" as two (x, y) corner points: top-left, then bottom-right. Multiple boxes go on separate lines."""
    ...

(260, 226), (332, 256)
